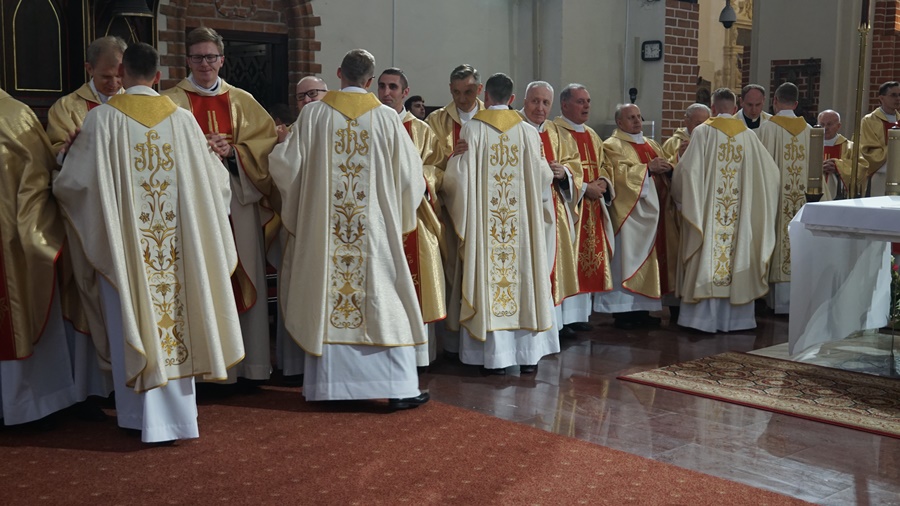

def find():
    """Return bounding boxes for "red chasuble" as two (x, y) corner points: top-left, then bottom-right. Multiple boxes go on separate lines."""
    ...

(823, 144), (842, 185)
(571, 131), (611, 294)
(628, 141), (672, 295)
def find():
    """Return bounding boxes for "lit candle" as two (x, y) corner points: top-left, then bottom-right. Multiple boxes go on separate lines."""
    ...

(886, 128), (900, 195)
(807, 127), (824, 196)
(862, 0), (870, 26)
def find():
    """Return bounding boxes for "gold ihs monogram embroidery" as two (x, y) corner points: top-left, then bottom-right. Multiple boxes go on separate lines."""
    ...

(134, 130), (187, 366)
(489, 133), (520, 317)
(329, 118), (370, 329)
(713, 137), (743, 286)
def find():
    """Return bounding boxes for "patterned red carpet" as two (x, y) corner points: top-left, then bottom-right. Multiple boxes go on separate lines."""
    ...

(0, 386), (810, 505)
(620, 352), (900, 438)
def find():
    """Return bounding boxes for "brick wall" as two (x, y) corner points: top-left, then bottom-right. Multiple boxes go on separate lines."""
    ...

(769, 58), (821, 124)
(157, 0), (320, 95)
(662, 0), (700, 139)
(870, 0), (900, 109)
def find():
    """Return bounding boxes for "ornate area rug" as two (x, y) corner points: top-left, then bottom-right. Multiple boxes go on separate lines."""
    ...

(619, 352), (900, 438)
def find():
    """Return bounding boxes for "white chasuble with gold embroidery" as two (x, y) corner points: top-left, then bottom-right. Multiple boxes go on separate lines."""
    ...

(673, 117), (780, 304)
(758, 114), (811, 284)
(53, 87), (244, 392)
(444, 109), (555, 341)
(272, 90), (426, 357)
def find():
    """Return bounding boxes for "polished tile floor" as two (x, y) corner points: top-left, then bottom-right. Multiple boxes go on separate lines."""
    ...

(420, 311), (900, 506)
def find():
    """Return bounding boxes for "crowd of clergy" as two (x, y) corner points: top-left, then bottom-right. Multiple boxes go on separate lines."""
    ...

(1, 28), (897, 443)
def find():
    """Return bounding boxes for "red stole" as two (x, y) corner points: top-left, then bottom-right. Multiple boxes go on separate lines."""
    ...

(628, 141), (671, 295)
(186, 91), (234, 142)
(0, 225), (15, 359)
(86, 101), (100, 112)
(402, 119), (424, 306)
(823, 144), (842, 184)
(882, 119), (900, 142)
(571, 131), (610, 293)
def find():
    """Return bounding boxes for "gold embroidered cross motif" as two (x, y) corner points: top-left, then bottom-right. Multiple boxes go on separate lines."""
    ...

(489, 133), (520, 317)
(780, 136), (807, 276)
(713, 137), (743, 286)
(329, 118), (370, 329)
(134, 130), (187, 366)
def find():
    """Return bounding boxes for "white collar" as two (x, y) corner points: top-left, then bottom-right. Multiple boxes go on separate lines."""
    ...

(341, 86), (368, 94)
(824, 136), (837, 146)
(561, 115), (585, 133)
(89, 79), (118, 104)
(125, 85), (159, 96)
(775, 109), (797, 117)
(716, 113), (732, 118)
(625, 131), (645, 144)
(188, 74), (222, 95)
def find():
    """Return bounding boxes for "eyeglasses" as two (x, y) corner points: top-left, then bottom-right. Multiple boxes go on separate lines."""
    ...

(297, 89), (327, 101)
(188, 54), (222, 64)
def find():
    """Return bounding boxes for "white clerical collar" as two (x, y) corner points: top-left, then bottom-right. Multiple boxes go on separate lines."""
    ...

(716, 113), (732, 118)
(89, 79), (118, 104)
(487, 104), (508, 110)
(399, 107), (407, 116)
(561, 116), (585, 133)
(188, 74), (222, 95)
(824, 136), (837, 146)
(775, 109), (797, 117)
(125, 85), (159, 96)
(518, 109), (544, 130)
(625, 131), (645, 144)
(459, 105), (478, 124)
(341, 86), (368, 94)
(881, 108), (897, 122)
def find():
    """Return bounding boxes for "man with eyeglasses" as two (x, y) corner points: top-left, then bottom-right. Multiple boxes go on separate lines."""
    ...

(275, 76), (328, 143)
(860, 81), (900, 197)
(163, 27), (278, 388)
(377, 67), (445, 367)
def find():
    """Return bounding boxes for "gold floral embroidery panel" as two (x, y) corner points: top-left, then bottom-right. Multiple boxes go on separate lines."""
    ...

(329, 117), (370, 330)
(780, 136), (807, 276)
(133, 129), (188, 367)
(488, 133), (520, 317)
(713, 137), (743, 286)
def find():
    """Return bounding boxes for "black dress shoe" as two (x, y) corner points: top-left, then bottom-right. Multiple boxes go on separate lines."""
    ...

(613, 317), (637, 330)
(282, 374), (304, 387)
(481, 367), (507, 376)
(388, 392), (430, 410)
(519, 364), (538, 374)
(559, 326), (577, 339)
(567, 322), (593, 332)
(72, 401), (108, 422)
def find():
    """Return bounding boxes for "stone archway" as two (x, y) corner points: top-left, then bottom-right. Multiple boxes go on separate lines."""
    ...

(157, 0), (321, 103)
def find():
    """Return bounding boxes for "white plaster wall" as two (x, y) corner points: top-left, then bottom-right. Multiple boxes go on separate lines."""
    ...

(750, 0), (866, 133)
(312, 0), (515, 111)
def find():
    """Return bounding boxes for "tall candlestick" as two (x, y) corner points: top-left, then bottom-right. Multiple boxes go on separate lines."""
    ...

(807, 127), (824, 201)
(886, 128), (900, 195)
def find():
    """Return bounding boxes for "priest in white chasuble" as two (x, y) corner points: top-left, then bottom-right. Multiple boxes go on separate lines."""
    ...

(444, 73), (558, 375)
(426, 64), (484, 356)
(53, 43), (244, 442)
(0, 88), (82, 426)
(377, 67), (446, 367)
(519, 81), (583, 339)
(757, 82), (811, 315)
(818, 109), (867, 201)
(552, 84), (615, 334)
(859, 81), (900, 197)
(672, 88), (780, 333)
(162, 27), (277, 383)
(661, 104), (711, 164)
(597, 104), (676, 330)
(270, 49), (429, 408)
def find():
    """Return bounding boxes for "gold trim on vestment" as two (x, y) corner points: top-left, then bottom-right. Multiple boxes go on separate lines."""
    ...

(109, 94), (178, 128)
(321, 91), (381, 120)
(473, 109), (523, 133)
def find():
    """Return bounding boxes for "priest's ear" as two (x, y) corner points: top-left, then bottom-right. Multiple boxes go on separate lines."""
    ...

(152, 70), (161, 86)
(506, 93), (516, 107)
(117, 63), (125, 79)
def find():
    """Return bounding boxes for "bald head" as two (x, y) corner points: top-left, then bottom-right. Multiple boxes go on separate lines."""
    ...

(817, 109), (841, 140)
(615, 103), (643, 135)
(296, 76), (328, 111)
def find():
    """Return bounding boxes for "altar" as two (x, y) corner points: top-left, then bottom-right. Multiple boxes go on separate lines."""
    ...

(787, 196), (899, 356)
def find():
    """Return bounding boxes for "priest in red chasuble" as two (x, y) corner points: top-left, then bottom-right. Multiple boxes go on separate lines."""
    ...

(377, 67), (446, 367)
(163, 27), (278, 384)
(818, 109), (866, 201)
(596, 104), (676, 329)
(547, 84), (616, 337)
